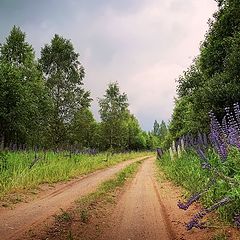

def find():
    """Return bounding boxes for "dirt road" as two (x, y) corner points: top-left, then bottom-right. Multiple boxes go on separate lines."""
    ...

(0, 156), (149, 240)
(13, 157), (239, 240)
(101, 157), (176, 240)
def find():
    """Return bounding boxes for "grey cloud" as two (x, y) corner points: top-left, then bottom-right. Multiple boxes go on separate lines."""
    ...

(0, 0), (217, 130)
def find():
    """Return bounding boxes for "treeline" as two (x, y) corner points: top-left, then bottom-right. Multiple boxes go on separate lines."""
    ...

(165, 0), (240, 145)
(0, 26), (165, 151)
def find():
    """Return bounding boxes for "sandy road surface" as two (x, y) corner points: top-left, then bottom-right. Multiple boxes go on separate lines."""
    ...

(0, 156), (150, 240)
(101, 157), (176, 240)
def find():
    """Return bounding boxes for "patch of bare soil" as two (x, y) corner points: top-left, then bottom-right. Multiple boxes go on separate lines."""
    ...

(0, 156), (149, 240)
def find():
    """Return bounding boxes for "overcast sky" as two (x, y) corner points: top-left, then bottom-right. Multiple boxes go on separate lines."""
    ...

(0, 0), (218, 130)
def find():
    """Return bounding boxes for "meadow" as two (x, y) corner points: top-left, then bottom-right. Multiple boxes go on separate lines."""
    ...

(0, 150), (149, 199)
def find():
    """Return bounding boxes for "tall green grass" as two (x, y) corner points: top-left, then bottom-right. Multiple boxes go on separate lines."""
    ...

(0, 151), (150, 198)
(157, 149), (240, 223)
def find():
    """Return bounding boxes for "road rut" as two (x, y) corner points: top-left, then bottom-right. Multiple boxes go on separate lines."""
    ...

(101, 157), (176, 240)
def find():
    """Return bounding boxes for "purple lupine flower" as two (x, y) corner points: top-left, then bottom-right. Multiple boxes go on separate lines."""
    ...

(186, 209), (207, 230)
(233, 102), (240, 124)
(189, 134), (194, 147)
(196, 147), (212, 170)
(178, 180), (215, 211)
(207, 197), (231, 212)
(198, 132), (204, 146)
(196, 148), (208, 161)
(186, 219), (207, 230)
(201, 162), (212, 170)
(186, 197), (231, 230)
(228, 125), (240, 148)
(156, 148), (163, 159)
(222, 114), (229, 135)
(178, 193), (202, 210)
(209, 111), (228, 160)
(224, 106), (240, 149)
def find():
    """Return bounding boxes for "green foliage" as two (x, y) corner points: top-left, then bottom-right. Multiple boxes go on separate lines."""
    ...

(151, 120), (168, 147)
(169, 97), (208, 140)
(80, 209), (89, 223)
(170, 1), (240, 139)
(56, 208), (72, 222)
(69, 108), (99, 149)
(0, 26), (52, 145)
(99, 82), (129, 150)
(125, 113), (147, 150)
(211, 233), (228, 240)
(0, 26), (150, 151)
(39, 34), (91, 146)
(99, 82), (128, 122)
(0, 26), (35, 66)
(153, 120), (160, 136)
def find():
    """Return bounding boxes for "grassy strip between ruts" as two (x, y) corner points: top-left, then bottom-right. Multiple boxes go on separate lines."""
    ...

(0, 151), (151, 199)
(36, 160), (143, 240)
(75, 159), (143, 213)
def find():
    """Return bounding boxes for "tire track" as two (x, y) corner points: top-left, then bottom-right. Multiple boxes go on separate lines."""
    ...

(100, 157), (176, 240)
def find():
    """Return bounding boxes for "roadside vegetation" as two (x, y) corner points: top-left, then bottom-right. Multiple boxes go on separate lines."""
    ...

(157, 149), (240, 224)
(0, 151), (148, 199)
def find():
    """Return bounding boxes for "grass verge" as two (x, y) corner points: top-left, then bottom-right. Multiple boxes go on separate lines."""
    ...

(0, 151), (150, 199)
(156, 150), (240, 225)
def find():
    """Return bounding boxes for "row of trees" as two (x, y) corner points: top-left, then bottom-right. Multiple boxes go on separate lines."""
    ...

(0, 26), (165, 151)
(166, 0), (240, 144)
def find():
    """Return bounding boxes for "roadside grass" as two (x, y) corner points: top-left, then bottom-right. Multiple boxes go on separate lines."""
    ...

(156, 150), (240, 224)
(0, 151), (150, 199)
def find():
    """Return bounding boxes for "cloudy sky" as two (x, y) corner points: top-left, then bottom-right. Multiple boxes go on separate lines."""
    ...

(0, 0), (218, 130)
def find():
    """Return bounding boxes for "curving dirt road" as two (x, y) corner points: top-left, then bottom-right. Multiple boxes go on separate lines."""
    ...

(100, 157), (176, 240)
(0, 156), (149, 240)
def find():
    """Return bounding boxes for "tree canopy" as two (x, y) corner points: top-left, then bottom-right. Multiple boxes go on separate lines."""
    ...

(0, 27), (154, 151)
(168, 0), (240, 143)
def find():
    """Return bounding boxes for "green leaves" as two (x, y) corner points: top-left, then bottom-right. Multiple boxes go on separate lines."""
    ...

(98, 82), (129, 150)
(0, 26), (52, 145)
(69, 108), (99, 149)
(99, 82), (128, 122)
(170, 1), (240, 141)
(0, 26), (149, 151)
(0, 26), (35, 67)
(39, 34), (91, 146)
